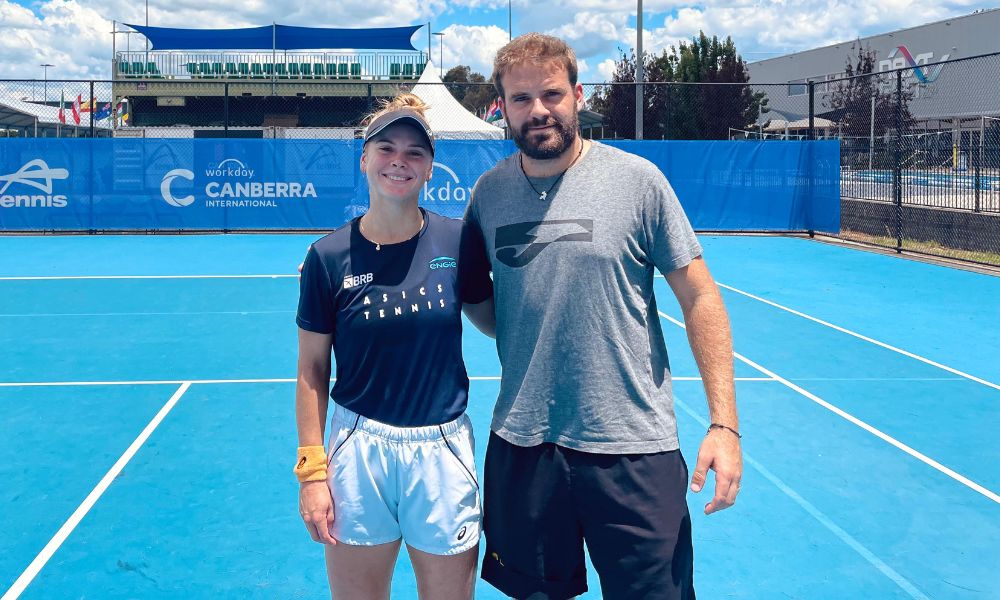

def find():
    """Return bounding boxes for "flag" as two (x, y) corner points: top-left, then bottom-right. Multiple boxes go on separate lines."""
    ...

(483, 99), (498, 122)
(58, 90), (66, 124)
(80, 97), (97, 113)
(486, 99), (503, 124)
(71, 94), (81, 125)
(115, 99), (129, 127)
(94, 102), (112, 121)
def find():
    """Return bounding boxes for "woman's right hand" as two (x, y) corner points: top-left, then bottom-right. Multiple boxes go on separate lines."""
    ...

(299, 480), (338, 545)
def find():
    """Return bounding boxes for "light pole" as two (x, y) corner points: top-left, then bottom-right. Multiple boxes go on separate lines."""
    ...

(508, 0), (512, 41)
(635, 0), (643, 140)
(40, 63), (53, 105)
(145, 0), (150, 65)
(432, 32), (445, 78)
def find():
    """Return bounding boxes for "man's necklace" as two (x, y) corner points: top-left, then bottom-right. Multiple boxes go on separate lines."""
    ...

(519, 141), (584, 201)
(359, 212), (424, 251)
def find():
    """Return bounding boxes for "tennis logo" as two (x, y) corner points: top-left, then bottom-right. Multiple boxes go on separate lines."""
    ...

(429, 256), (457, 270)
(160, 169), (196, 207)
(159, 158), (319, 208)
(0, 159), (69, 208)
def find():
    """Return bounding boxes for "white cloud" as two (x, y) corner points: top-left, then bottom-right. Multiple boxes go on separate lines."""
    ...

(435, 24), (510, 77)
(0, 0), (992, 86)
(597, 58), (618, 81)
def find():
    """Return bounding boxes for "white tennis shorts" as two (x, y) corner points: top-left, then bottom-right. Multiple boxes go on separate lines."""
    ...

(326, 403), (481, 556)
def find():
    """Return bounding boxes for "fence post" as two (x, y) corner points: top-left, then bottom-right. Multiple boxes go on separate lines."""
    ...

(808, 81), (815, 140)
(893, 69), (903, 253)
(367, 84), (373, 114)
(89, 81), (95, 138)
(975, 116), (983, 212)
(224, 82), (230, 137)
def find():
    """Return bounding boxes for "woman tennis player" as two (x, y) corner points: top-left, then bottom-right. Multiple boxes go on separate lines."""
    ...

(293, 93), (494, 600)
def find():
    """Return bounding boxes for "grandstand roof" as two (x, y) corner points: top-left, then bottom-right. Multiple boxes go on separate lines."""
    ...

(124, 23), (422, 51)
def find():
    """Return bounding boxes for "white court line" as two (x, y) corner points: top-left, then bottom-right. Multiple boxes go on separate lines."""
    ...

(674, 395), (929, 600)
(721, 281), (1000, 392)
(1, 382), (191, 600)
(0, 376), (778, 388)
(652, 274), (1000, 391)
(0, 274), (298, 281)
(0, 311), (295, 318)
(659, 311), (1000, 505)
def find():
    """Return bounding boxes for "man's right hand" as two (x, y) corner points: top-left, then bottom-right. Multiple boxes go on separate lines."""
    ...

(299, 480), (337, 544)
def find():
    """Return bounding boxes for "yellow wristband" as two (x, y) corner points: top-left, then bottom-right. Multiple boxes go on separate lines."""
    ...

(294, 445), (328, 483)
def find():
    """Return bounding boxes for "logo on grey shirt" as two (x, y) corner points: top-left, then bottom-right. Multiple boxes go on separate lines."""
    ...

(494, 220), (593, 267)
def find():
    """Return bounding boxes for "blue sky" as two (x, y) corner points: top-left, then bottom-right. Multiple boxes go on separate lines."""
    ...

(0, 1), (996, 82)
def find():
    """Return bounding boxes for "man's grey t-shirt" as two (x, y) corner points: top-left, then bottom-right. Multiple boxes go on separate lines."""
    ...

(466, 141), (703, 454)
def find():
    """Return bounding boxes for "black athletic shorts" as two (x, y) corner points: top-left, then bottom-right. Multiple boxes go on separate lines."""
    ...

(481, 432), (695, 600)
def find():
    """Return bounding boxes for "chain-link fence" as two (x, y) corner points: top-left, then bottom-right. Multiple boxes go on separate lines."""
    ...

(2, 52), (998, 265)
(827, 52), (1000, 266)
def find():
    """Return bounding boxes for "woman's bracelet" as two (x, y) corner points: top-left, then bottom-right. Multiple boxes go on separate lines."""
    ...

(707, 423), (742, 439)
(294, 445), (328, 482)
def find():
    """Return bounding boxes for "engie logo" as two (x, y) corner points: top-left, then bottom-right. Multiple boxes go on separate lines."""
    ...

(423, 162), (473, 204)
(0, 159), (69, 208)
(429, 256), (457, 270)
(879, 46), (950, 83)
(160, 158), (318, 208)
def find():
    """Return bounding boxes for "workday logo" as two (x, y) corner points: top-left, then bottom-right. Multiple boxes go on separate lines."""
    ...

(879, 46), (950, 83)
(429, 256), (457, 270)
(160, 169), (196, 207)
(159, 157), (318, 209)
(0, 159), (70, 208)
(423, 162), (473, 204)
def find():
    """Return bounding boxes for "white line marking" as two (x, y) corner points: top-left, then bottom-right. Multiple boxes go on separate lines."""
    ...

(0, 311), (295, 318)
(0, 377), (505, 387)
(0, 274), (298, 281)
(718, 282), (1000, 392)
(1, 382), (191, 600)
(0, 376), (778, 388)
(674, 396), (929, 600)
(659, 311), (1000, 505)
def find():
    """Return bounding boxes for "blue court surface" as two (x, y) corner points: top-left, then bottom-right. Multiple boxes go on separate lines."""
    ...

(1, 234), (998, 599)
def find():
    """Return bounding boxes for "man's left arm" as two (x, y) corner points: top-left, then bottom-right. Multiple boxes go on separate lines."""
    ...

(666, 257), (743, 515)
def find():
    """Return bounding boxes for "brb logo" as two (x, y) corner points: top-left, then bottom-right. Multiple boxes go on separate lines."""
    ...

(423, 162), (473, 205)
(0, 159), (69, 208)
(879, 46), (950, 83)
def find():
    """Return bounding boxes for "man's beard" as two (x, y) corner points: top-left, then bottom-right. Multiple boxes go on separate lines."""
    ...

(512, 111), (579, 160)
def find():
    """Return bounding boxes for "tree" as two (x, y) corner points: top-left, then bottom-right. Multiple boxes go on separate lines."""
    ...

(442, 65), (496, 116)
(826, 44), (915, 138)
(590, 32), (767, 140)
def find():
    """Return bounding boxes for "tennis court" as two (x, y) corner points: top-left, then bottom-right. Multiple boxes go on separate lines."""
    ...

(1, 233), (998, 599)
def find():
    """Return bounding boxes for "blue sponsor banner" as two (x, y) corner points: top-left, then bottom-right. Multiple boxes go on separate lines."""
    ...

(0, 138), (838, 232)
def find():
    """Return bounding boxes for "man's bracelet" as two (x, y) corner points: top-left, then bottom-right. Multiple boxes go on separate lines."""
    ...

(294, 445), (328, 483)
(707, 423), (742, 439)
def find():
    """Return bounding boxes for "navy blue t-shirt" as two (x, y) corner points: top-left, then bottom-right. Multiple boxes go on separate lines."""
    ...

(296, 209), (493, 427)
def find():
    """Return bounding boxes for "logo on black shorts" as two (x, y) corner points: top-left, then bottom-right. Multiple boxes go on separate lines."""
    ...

(457, 525), (467, 541)
(494, 220), (593, 267)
